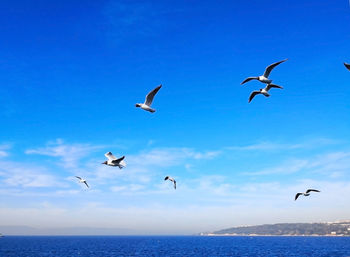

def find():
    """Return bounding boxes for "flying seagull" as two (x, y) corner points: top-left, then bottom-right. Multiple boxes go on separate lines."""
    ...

(295, 189), (320, 201)
(241, 59), (287, 85)
(164, 176), (176, 190)
(248, 83), (283, 103)
(102, 152), (126, 169)
(135, 84), (162, 113)
(344, 62), (350, 71)
(75, 176), (89, 188)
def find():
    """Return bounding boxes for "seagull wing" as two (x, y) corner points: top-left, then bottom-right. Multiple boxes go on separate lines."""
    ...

(295, 193), (303, 201)
(263, 59), (287, 78)
(241, 77), (258, 85)
(266, 84), (283, 90)
(84, 181), (89, 188)
(306, 189), (320, 194)
(344, 63), (350, 71)
(145, 85), (162, 106)
(112, 156), (125, 164)
(164, 176), (169, 181)
(105, 152), (117, 161)
(174, 180), (176, 190)
(75, 176), (82, 180)
(248, 91), (261, 103)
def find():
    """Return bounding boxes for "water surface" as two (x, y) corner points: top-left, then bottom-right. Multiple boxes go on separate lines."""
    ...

(1, 236), (350, 256)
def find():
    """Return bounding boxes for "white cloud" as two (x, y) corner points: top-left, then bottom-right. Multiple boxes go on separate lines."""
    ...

(1, 178), (350, 234)
(246, 151), (350, 176)
(110, 184), (145, 193)
(226, 138), (339, 151)
(2, 138), (350, 234)
(0, 144), (11, 158)
(94, 147), (221, 185)
(25, 139), (103, 169)
(128, 147), (220, 166)
(0, 160), (66, 188)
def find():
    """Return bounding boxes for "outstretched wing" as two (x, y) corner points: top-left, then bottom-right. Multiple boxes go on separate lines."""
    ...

(105, 152), (117, 161)
(295, 193), (303, 201)
(145, 85), (162, 106)
(266, 84), (283, 90)
(306, 189), (320, 194)
(344, 62), (350, 71)
(173, 180), (176, 190)
(263, 59), (287, 78)
(248, 91), (261, 103)
(84, 181), (89, 188)
(241, 77), (258, 85)
(164, 176), (169, 181)
(112, 156), (125, 164)
(75, 176), (82, 180)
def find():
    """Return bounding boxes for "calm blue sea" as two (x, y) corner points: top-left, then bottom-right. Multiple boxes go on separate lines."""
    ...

(1, 236), (350, 257)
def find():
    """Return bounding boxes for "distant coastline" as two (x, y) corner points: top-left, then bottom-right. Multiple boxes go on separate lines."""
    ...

(201, 234), (348, 237)
(201, 221), (350, 237)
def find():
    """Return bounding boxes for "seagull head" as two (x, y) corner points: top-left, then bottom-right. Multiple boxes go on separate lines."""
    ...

(102, 161), (108, 165)
(135, 103), (141, 108)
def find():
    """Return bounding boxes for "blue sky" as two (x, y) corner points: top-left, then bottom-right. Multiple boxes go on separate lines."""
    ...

(0, 0), (350, 235)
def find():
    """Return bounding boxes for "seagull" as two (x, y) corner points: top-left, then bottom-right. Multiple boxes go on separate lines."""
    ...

(248, 83), (283, 103)
(295, 189), (320, 201)
(164, 176), (176, 190)
(241, 59), (287, 85)
(135, 84), (162, 113)
(102, 152), (126, 169)
(75, 176), (89, 188)
(344, 62), (350, 71)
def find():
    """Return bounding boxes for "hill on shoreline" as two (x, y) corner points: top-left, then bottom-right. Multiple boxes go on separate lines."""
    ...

(202, 221), (350, 236)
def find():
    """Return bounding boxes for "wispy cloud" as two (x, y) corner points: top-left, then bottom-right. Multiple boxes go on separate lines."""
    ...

(25, 139), (103, 169)
(187, 175), (236, 196)
(226, 138), (339, 151)
(2, 137), (350, 233)
(0, 151), (8, 157)
(246, 151), (350, 176)
(2, 178), (350, 234)
(0, 160), (66, 188)
(128, 147), (220, 166)
(94, 147), (221, 185)
(0, 144), (11, 158)
(110, 184), (145, 194)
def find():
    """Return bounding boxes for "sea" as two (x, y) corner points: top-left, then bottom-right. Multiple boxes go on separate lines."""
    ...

(1, 236), (350, 257)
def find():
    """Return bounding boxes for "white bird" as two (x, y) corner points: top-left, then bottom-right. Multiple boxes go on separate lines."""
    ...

(135, 84), (162, 113)
(344, 62), (350, 71)
(75, 176), (89, 188)
(295, 189), (320, 201)
(241, 59), (287, 85)
(164, 176), (176, 190)
(102, 152), (126, 169)
(248, 83), (283, 103)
